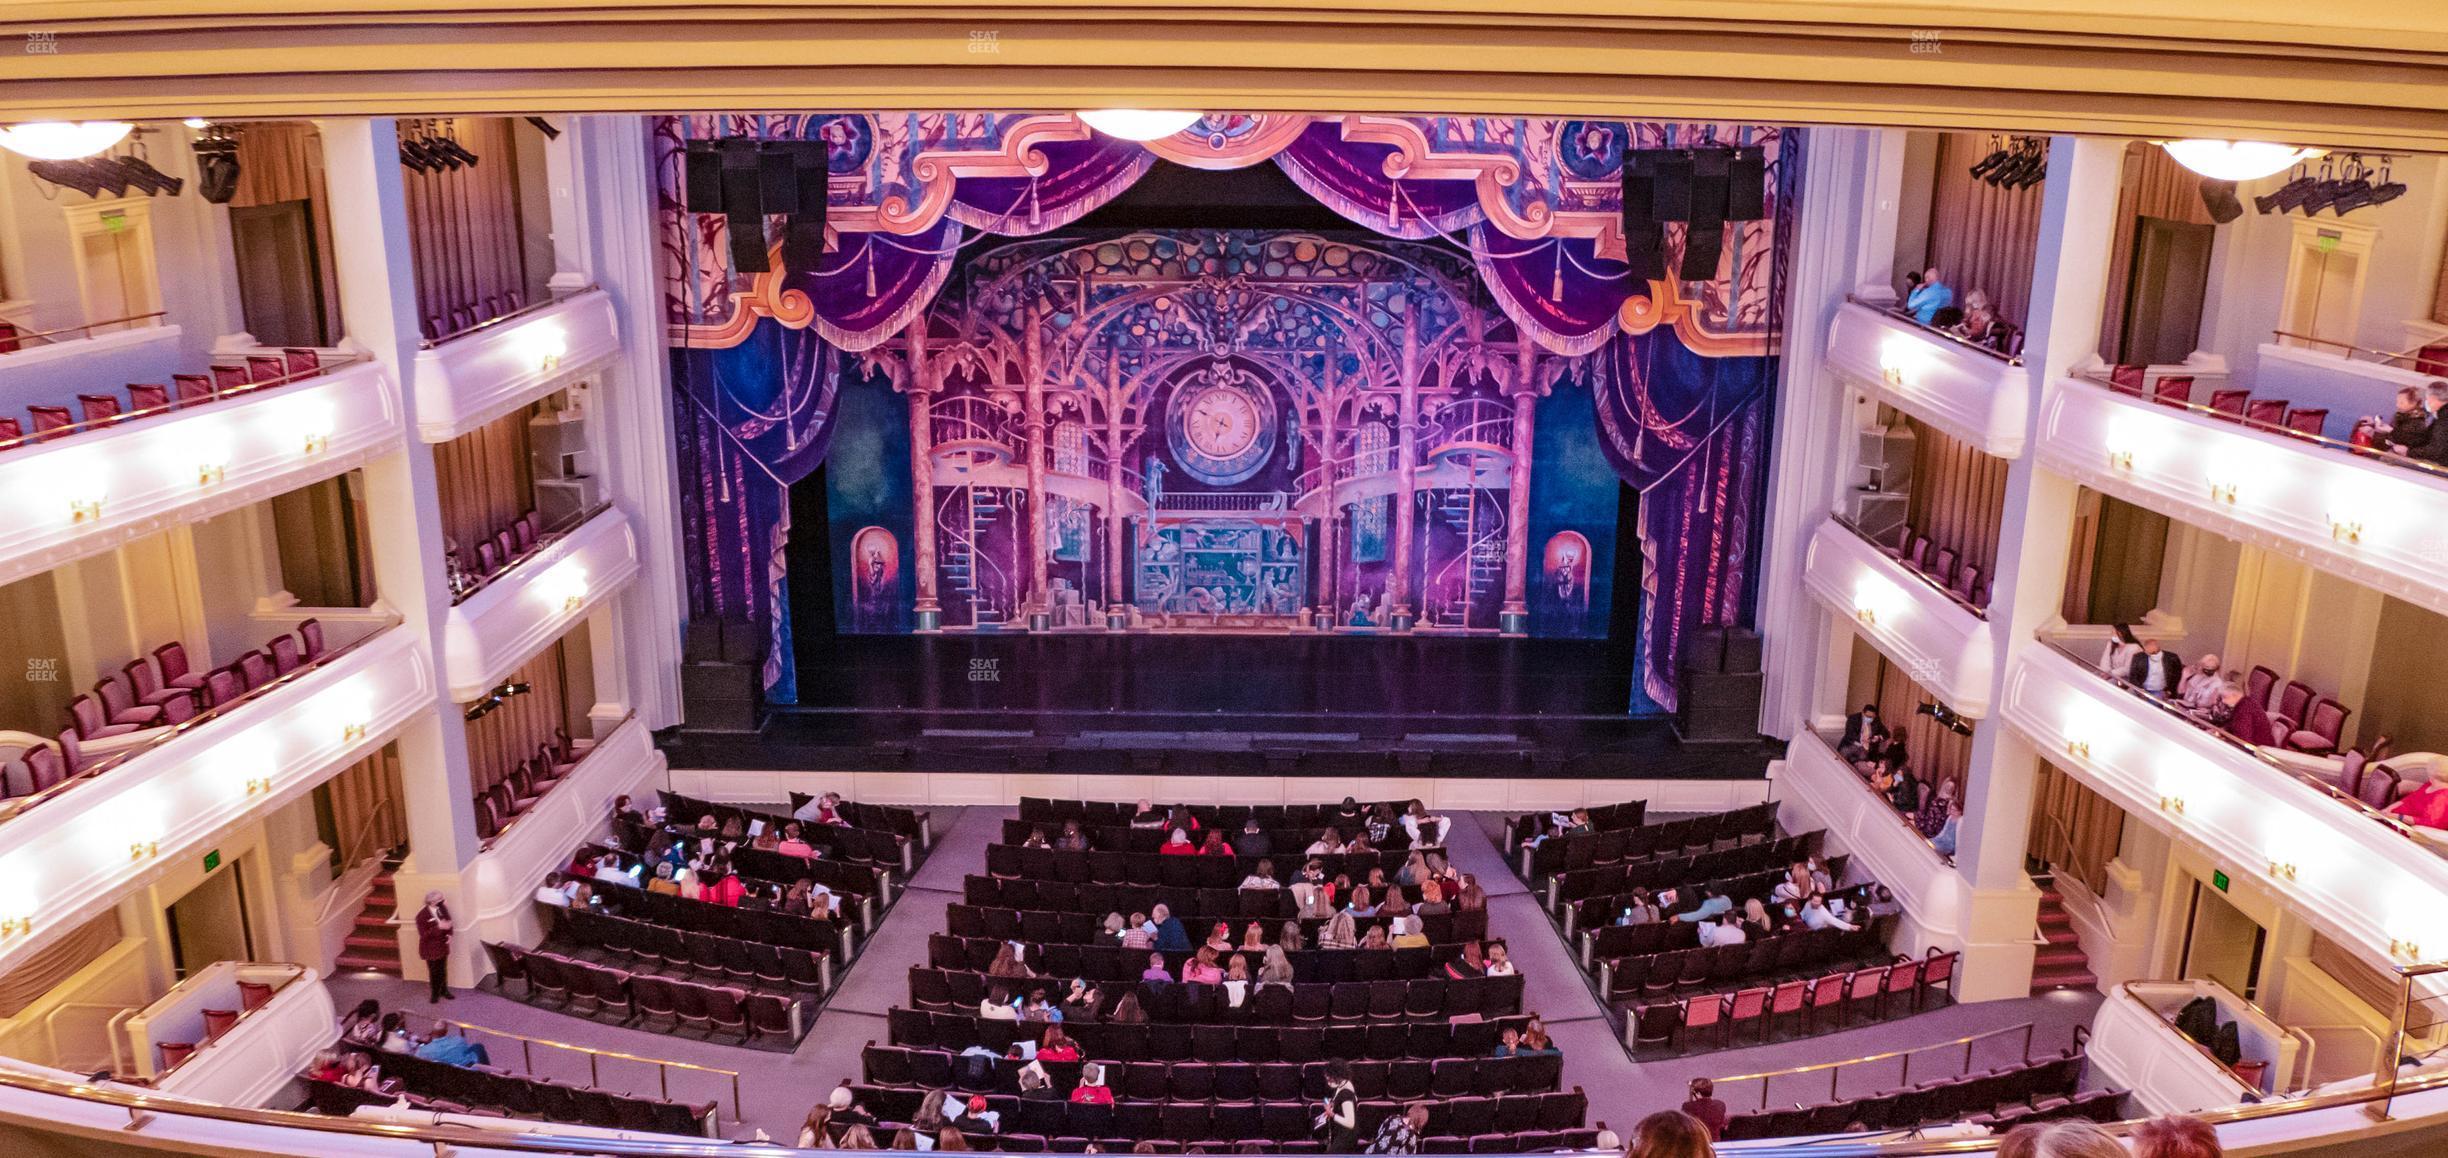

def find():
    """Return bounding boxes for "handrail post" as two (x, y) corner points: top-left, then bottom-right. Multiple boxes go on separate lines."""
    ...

(2367, 968), (2415, 1122)
(521, 1039), (533, 1075)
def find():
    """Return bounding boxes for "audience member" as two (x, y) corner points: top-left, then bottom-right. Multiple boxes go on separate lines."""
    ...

(1401, 799), (1451, 846)
(411, 1021), (490, 1067)
(1070, 1063), (1115, 1105)
(2387, 763), (2448, 829)
(2178, 654), (2226, 713)
(2130, 1115), (2222, 1158)
(1240, 858), (1281, 889)
(2127, 638), (2183, 697)
(1055, 821), (1090, 852)
(1906, 267), (1953, 326)
(1996, 1120), (2125, 1158)
(1317, 1061), (1359, 1152)
(1624, 1109), (1715, 1158)
(1364, 1102), (1428, 1155)
(1235, 817), (1271, 858)
(2377, 385), (2431, 456)
(1679, 1078), (1729, 1141)
(2220, 679), (2278, 746)
(1952, 289), (1997, 342)
(1838, 703), (1886, 761)
(2098, 624), (2142, 679)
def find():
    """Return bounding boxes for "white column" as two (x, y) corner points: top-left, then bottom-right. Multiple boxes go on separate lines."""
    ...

(318, 117), (484, 986)
(1759, 128), (1899, 735)
(1954, 134), (2125, 1001)
(558, 116), (686, 728)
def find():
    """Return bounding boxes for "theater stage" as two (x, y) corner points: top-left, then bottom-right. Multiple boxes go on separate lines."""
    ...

(661, 634), (1779, 779)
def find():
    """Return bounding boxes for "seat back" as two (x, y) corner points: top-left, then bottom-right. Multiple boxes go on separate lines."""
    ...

(298, 618), (326, 659)
(2107, 365), (2146, 393)
(2285, 407), (2329, 437)
(2246, 397), (2288, 426)
(2276, 681), (2314, 728)
(173, 373), (216, 404)
(2359, 765), (2402, 810)
(2247, 666), (2279, 707)
(2208, 388), (2250, 417)
(2152, 375), (2194, 406)
(28, 405), (73, 436)
(270, 635), (303, 674)
(127, 383), (170, 412)
(77, 394), (123, 424)
(284, 348), (322, 377)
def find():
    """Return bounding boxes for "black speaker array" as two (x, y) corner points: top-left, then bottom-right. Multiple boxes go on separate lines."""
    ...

(683, 137), (830, 275)
(1621, 145), (1766, 283)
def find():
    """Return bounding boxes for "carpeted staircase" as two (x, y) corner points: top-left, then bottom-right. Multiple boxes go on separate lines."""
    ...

(2029, 872), (2097, 993)
(334, 859), (403, 975)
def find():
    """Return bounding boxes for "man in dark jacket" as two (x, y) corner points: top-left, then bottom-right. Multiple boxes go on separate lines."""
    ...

(2127, 640), (2183, 698)
(1234, 816), (1271, 858)
(1838, 704), (1886, 760)
(414, 892), (454, 1002)
(2406, 381), (2448, 466)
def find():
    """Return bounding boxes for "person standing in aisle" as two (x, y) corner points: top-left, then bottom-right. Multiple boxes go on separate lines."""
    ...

(415, 891), (455, 1002)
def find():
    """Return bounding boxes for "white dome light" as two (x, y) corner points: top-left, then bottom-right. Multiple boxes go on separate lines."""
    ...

(1077, 110), (1203, 142)
(0, 121), (135, 161)
(2160, 139), (2321, 182)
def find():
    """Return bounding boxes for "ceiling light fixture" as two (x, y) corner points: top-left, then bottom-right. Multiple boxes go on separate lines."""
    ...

(0, 121), (135, 161)
(1077, 110), (1203, 142)
(2161, 140), (2322, 182)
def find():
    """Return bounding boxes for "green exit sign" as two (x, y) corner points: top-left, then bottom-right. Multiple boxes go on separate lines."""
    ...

(202, 850), (221, 873)
(2212, 870), (2230, 892)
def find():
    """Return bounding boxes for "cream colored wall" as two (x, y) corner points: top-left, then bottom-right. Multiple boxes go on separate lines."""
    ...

(2212, 546), (2383, 744)
(2357, 596), (2448, 756)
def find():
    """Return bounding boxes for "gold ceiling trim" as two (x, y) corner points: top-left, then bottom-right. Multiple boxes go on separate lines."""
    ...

(0, 5), (2444, 150)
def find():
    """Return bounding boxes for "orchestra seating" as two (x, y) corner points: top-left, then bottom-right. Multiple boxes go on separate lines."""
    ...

(843, 795), (1597, 1153)
(571, 842), (871, 954)
(482, 939), (811, 1050)
(2, 348), (325, 449)
(306, 1041), (717, 1136)
(1625, 946), (1958, 1056)
(1716, 1041), (2121, 1139)
(661, 790), (922, 873)
(791, 791), (933, 846)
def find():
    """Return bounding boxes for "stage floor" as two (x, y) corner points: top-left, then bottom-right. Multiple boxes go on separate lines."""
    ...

(665, 633), (1777, 778)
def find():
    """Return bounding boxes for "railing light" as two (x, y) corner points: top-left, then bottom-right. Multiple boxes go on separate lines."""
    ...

(2159, 794), (2186, 815)
(2065, 740), (2090, 760)
(129, 840), (158, 861)
(0, 917), (29, 938)
(2106, 449), (2135, 473)
(2329, 517), (2363, 544)
(2207, 480), (2239, 505)
(2267, 858), (2298, 882)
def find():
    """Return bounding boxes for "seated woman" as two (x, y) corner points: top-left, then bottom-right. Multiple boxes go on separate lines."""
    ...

(2388, 763), (2448, 829)
(1159, 828), (1198, 855)
(1197, 830), (1232, 856)
(1239, 858), (1281, 890)
(1180, 947), (1225, 985)
(1402, 799), (1451, 846)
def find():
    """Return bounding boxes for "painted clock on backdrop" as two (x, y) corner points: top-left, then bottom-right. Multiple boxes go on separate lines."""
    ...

(1166, 360), (1278, 485)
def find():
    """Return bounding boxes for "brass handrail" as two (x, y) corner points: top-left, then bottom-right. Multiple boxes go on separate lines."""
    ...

(2065, 369), (2448, 486)
(0, 310), (168, 347)
(1827, 513), (1990, 620)
(448, 501), (615, 606)
(0, 616), (405, 828)
(1711, 1020), (2041, 1112)
(2030, 635), (2448, 863)
(417, 285), (599, 350)
(427, 1015), (741, 1127)
(479, 712), (638, 849)
(2270, 328), (2439, 369)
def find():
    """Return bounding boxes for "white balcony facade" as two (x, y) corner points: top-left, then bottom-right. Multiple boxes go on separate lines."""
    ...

(1801, 519), (1996, 715)
(1995, 643), (2448, 976)
(464, 718), (663, 954)
(2036, 374), (2448, 622)
(1826, 300), (2028, 458)
(1781, 729), (1968, 954)
(439, 505), (639, 701)
(410, 289), (621, 443)
(0, 360), (400, 587)
(0, 625), (431, 977)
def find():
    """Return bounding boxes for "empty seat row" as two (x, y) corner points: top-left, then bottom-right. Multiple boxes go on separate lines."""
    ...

(928, 935), (1466, 986)
(850, 1082), (1588, 1144)
(662, 789), (914, 868)
(1879, 526), (1991, 611)
(1550, 831), (1825, 904)
(325, 1040), (713, 1136)
(2107, 366), (2329, 439)
(450, 508), (548, 595)
(421, 290), (529, 343)
(945, 904), (1488, 948)
(67, 621), (330, 743)
(1630, 949), (1957, 1055)
(483, 942), (806, 1047)
(910, 969), (1523, 1024)
(862, 1045), (1563, 1101)
(540, 903), (829, 997)
(1518, 802), (1776, 879)
(1720, 1049), (2088, 1139)
(885, 1006), (1536, 1063)
(984, 845), (1409, 891)
(1, 348), (324, 448)
(2238, 665), (2352, 756)
(1604, 924), (1887, 1002)
(475, 734), (588, 842)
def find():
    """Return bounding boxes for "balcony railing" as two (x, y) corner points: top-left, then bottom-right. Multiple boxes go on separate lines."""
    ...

(0, 310), (168, 352)
(2033, 636), (2445, 862)
(449, 502), (611, 606)
(0, 351), (361, 454)
(2071, 367), (2448, 487)
(0, 617), (403, 826)
(1795, 723), (1957, 869)
(1711, 1019), (2042, 1113)
(1848, 295), (2022, 366)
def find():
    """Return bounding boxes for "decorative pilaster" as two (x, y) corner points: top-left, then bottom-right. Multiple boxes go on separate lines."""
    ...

(1104, 355), (1129, 631)
(1388, 316), (1421, 632)
(1313, 393), (1340, 631)
(1499, 340), (1540, 636)
(1024, 309), (1052, 631)
(904, 325), (942, 632)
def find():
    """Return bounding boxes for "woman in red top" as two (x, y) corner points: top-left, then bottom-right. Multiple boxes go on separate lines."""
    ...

(1159, 828), (1198, 855)
(1198, 830), (1231, 856)
(1036, 1026), (1080, 1062)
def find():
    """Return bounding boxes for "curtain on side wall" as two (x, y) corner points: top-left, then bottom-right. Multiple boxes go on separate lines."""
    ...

(1849, 638), (1972, 799)
(403, 117), (530, 337)
(2025, 760), (2125, 895)
(464, 640), (571, 799)
(2099, 142), (2217, 363)
(433, 405), (538, 561)
(1901, 415), (2008, 597)
(1926, 133), (2045, 328)
(321, 745), (407, 867)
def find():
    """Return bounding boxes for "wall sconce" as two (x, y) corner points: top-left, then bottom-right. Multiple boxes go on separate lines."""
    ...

(2207, 480), (2239, 505)
(520, 327), (570, 374)
(284, 398), (336, 457)
(129, 840), (159, 861)
(2267, 858), (2298, 882)
(68, 495), (105, 523)
(538, 563), (589, 614)
(1880, 364), (1905, 387)
(0, 917), (29, 938)
(341, 722), (367, 743)
(2158, 794), (2186, 815)
(197, 462), (226, 488)
(2391, 937), (2423, 961)
(244, 775), (273, 796)
(2065, 740), (2091, 760)
(2106, 449), (2135, 473)
(1854, 607), (1877, 627)
(2328, 516), (2363, 544)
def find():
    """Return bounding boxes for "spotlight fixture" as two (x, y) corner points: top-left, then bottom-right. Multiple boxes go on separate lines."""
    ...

(461, 678), (537, 722)
(1969, 136), (2050, 190)
(398, 119), (480, 173)
(2197, 179), (2244, 225)
(2161, 139), (2321, 182)
(523, 116), (562, 140)
(1914, 700), (1974, 737)
(1622, 138), (1764, 284)
(193, 125), (241, 205)
(2253, 154), (2402, 219)
(23, 129), (185, 200)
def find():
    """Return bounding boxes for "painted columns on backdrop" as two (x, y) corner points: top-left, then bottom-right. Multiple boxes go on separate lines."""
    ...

(1499, 341), (1540, 636)
(1388, 316), (1422, 632)
(904, 325), (942, 632)
(1024, 309), (1052, 631)
(1313, 390), (1340, 631)
(315, 116), (483, 985)
(1103, 357), (1129, 630)
(1953, 134), (2125, 1002)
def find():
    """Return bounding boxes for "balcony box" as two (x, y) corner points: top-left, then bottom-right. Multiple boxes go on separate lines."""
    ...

(1782, 729), (1966, 952)
(0, 323), (184, 408)
(440, 506), (638, 701)
(2037, 375), (2448, 622)
(2252, 341), (2432, 440)
(412, 289), (620, 443)
(0, 625), (430, 977)
(1997, 643), (2448, 974)
(1826, 301), (2027, 457)
(0, 359), (400, 587)
(131, 963), (333, 1107)
(467, 718), (664, 952)
(1802, 519), (1995, 715)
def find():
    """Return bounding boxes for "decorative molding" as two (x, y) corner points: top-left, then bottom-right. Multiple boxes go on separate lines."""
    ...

(440, 506), (640, 702)
(409, 289), (622, 443)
